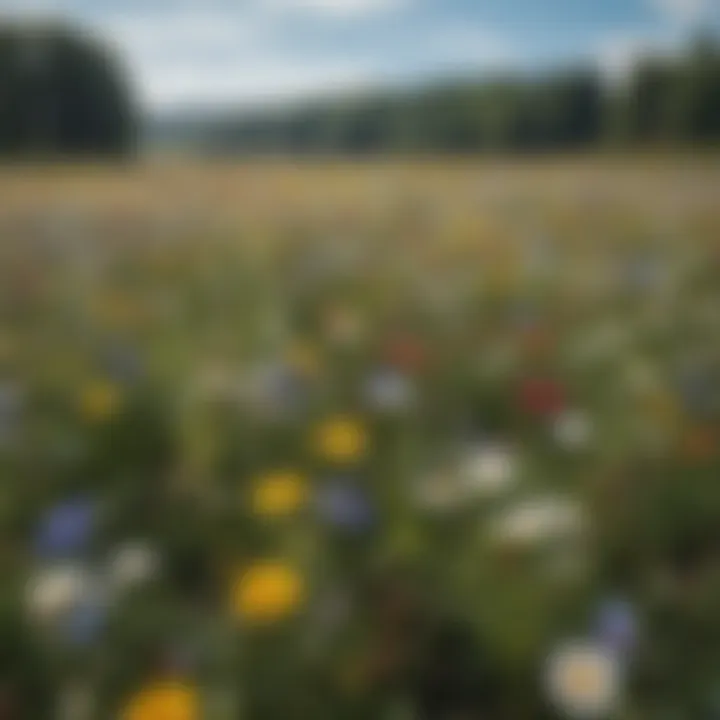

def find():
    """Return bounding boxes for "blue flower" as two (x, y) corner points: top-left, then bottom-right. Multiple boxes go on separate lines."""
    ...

(314, 481), (375, 533)
(594, 598), (638, 659)
(34, 498), (97, 560)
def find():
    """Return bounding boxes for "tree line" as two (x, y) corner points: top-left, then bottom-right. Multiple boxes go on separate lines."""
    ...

(200, 35), (720, 156)
(1, 21), (717, 159)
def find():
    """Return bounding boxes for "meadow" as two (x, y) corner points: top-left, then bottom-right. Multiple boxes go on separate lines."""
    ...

(2, 157), (720, 719)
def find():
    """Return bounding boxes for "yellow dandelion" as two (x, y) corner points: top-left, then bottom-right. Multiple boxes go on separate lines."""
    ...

(252, 470), (307, 517)
(120, 681), (199, 720)
(314, 416), (368, 465)
(79, 380), (122, 423)
(231, 561), (305, 624)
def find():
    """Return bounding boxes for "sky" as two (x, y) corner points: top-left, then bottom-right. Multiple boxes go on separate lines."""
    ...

(1, 0), (719, 113)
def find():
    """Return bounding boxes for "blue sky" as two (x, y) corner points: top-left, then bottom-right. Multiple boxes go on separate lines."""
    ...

(1, 0), (718, 113)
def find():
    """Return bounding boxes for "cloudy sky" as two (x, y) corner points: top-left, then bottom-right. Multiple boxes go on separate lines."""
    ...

(1, 0), (718, 113)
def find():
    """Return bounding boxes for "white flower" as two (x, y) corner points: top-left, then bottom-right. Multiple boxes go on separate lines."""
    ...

(106, 542), (160, 593)
(413, 470), (467, 514)
(490, 496), (586, 547)
(458, 442), (518, 497)
(26, 563), (91, 624)
(545, 640), (622, 719)
(553, 411), (593, 452)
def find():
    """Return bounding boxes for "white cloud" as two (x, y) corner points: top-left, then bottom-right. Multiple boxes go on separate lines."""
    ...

(137, 58), (377, 111)
(648, 0), (715, 26)
(262, 0), (409, 18)
(597, 35), (654, 84)
(96, 10), (263, 59)
(595, 32), (685, 85)
(89, 6), (383, 111)
(598, 0), (716, 83)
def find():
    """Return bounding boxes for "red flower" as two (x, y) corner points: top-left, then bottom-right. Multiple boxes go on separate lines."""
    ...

(518, 377), (566, 418)
(382, 334), (428, 374)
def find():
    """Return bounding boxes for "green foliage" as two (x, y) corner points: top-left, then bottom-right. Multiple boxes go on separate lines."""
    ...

(188, 36), (720, 156)
(0, 21), (137, 159)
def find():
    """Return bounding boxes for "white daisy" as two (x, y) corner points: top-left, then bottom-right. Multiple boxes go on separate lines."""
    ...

(458, 442), (519, 498)
(26, 563), (92, 624)
(490, 496), (586, 547)
(106, 542), (160, 593)
(413, 469), (468, 514)
(545, 640), (623, 719)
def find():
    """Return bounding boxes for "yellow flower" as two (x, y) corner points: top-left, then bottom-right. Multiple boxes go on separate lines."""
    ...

(79, 380), (122, 423)
(121, 681), (199, 720)
(314, 416), (368, 465)
(231, 561), (305, 624)
(252, 470), (307, 517)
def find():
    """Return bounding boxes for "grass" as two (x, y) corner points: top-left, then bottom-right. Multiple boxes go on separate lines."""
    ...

(1, 156), (720, 718)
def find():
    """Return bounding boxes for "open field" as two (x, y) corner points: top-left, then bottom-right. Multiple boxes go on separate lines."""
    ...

(2, 157), (720, 718)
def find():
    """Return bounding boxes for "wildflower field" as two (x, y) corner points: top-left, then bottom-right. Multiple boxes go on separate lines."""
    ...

(2, 157), (720, 719)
